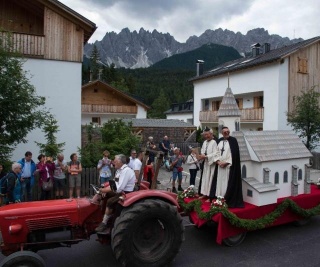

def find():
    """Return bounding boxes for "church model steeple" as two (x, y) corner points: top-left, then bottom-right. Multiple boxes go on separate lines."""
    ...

(217, 76), (241, 136)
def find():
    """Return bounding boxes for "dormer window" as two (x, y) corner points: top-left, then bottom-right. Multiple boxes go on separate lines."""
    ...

(298, 57), (308, 74)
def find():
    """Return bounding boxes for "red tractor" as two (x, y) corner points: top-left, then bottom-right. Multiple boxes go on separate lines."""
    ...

(0, 181), (184, 267)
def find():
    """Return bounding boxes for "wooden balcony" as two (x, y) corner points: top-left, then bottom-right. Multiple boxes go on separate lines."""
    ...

(0, 32), (44, 57)
(200, 107), (264, 122)
(82, 104), (137, 114)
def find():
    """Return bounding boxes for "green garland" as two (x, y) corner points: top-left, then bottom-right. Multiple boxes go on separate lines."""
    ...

(178, 196), (320, 231)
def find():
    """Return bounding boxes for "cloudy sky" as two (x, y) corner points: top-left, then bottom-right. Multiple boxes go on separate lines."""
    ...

(60, 0), (320, 43)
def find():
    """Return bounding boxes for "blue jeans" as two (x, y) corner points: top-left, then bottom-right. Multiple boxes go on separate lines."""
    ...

(172, 171), (182, 181)
(21, 178), (32, 201)
(100, 176), (110, 185)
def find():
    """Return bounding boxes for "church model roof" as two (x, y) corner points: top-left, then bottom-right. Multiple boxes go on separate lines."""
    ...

(217, 87), (241, 117)
(242, 177), (279, 192)
(233, 130), (312, 162)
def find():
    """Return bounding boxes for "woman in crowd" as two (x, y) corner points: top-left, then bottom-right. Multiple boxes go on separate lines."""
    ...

(68, 153), (82, 199)
(97, 150), (112, 185)
(37, 154), (55, 200)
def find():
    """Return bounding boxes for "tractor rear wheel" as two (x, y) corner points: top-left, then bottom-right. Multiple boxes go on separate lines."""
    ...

(0, 251), (45, 267)
(111, 199), (184, 267)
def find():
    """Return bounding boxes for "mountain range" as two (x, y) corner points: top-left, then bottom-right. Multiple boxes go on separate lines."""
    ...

(84, 27), (303, 69)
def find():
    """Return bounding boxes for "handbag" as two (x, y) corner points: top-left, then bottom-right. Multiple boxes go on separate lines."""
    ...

(190, 155), (200, 171)
(42, 178), (53, 191)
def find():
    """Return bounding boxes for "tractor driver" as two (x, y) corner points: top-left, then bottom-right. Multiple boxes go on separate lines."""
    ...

(95, 154), (135, 234)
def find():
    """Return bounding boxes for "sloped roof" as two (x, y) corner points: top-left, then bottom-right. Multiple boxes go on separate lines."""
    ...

(82, 80), (150, 110)
(122, 118), (196, 128)
(233, 132), (251, 161)
(190, 36), (320, 82)
(233, 131), (312, 162)
(165, 99), (193, 115)
(217, 87), (241, 117)
(243, 177), (279, 192)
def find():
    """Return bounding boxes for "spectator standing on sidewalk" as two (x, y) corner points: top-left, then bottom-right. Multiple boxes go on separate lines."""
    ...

(186, 147), (200, 186)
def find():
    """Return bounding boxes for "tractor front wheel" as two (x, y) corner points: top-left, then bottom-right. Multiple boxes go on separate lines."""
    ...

(0, 251), (45, 267)
(111, 199), (184, 267)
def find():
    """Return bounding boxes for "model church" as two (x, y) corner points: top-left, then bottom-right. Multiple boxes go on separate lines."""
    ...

(216, 85), (312, 206)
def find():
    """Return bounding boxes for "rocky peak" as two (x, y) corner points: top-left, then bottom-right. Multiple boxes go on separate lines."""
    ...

(84, 27), (304, 69)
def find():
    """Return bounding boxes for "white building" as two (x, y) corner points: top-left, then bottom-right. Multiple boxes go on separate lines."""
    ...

(190, 37), (320, 133)
(0, 0), (96, 160)
(165, 99), (193, 124)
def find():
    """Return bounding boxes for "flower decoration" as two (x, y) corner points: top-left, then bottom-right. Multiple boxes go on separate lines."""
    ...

(178, 185), (196, 199)
(212, 196), (227, 208)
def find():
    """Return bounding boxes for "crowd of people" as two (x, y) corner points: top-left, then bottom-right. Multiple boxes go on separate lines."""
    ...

(0, 151), (83, 205)
(0, 128), (243, 210)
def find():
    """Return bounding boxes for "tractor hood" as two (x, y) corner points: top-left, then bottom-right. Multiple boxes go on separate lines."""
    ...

(0, 198), (99, 233)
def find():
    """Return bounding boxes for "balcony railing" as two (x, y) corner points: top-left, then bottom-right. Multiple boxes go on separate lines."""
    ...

(0, 32), (44, 57)
(82, 104), (137, 114)
(199, 107), (264, 122)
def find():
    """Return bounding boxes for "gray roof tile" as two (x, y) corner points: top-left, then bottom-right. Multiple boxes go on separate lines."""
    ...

(190, 36), (320, 82)
(243, 177), (279, 192)
(234, 130), (312, 162)
(123, 118), (196, 128)
(217, 87), (241, 117)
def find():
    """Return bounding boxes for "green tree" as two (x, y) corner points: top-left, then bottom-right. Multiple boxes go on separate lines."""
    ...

(148, 90), (170, 118)
(79, 120), (140, 167)
(0, 32), (46, 162)
(287, 86), (320, 150)
(35, 115), (65, 158)
(89, 44), (101, 80)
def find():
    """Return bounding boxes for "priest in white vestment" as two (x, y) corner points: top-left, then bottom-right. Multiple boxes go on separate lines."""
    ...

(197, 128), (219, 197)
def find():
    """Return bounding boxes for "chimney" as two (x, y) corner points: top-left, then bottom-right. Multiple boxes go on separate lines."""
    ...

(89, 70), (93, 82)
(263, 43), (271, 54)
(251, 43), (261, 57)
(196, 60), (204, 76)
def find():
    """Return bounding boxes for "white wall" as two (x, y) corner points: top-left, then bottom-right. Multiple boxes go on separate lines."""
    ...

(166, 113), (193, 123)
(193, 63), (286, 130)
(247, 159), (309, 198)
(12, 58), (81, 161)
(136, 105), (147, 118)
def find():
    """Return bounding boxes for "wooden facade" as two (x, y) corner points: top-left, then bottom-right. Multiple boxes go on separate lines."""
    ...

(199, 107), (264, 122)
(288, 40), (320, 112)
(0, 0), (96, 62)
(82, 80), (149, 116)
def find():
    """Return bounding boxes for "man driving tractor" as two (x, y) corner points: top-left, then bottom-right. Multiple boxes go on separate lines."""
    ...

(95, 154), (136, 234)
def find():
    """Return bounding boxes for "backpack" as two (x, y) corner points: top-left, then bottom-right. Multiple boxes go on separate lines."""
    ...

(0, 174), (9, 195)
(0, 173), (21, 202)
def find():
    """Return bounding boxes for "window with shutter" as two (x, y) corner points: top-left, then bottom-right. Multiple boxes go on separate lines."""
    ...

(298, 57), (308, 74)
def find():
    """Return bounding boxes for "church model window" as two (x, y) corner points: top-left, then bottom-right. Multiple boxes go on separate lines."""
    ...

(298, 169), (303, 180)
(274, 172), (279, 184)
(283, 171), (288, 183)
(247, 189), (253, 197)
(241, 165), (247, 178)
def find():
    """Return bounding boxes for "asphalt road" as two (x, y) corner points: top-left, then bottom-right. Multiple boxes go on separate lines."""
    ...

(1, 166), (320, 266)
(2, 215), (318, 267)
